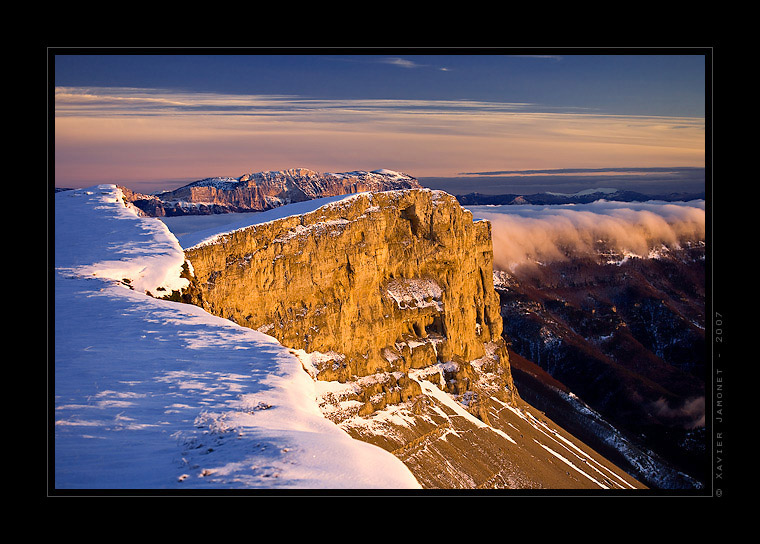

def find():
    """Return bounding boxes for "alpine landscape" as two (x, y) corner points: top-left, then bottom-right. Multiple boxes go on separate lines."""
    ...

(51, 51), (716, 496)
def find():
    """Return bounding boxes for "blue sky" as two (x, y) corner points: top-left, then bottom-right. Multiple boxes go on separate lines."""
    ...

(55, 53), (705, 115)
(53, 50), (708, 193)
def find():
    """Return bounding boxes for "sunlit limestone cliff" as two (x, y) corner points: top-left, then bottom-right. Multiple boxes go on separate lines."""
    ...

(176, 188), (645, 489)
(184, 190), (509, 393)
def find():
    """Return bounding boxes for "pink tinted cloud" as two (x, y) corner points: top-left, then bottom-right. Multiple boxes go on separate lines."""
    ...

(54, 87), (706, 191)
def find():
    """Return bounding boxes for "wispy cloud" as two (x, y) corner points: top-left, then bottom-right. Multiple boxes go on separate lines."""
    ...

(54, 86), (537, 117)
(460, 167), (705, 177)
(379, 57), (453, 72)
(321, 55), (449, 71)
(380, 57), (422, 69)
(54, 86), (705, 188)
(378, 54), (561, 70)
(509, 54), (563, 61)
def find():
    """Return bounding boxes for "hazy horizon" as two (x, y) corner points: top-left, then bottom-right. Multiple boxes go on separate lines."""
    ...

(53, 50), (707, 196)
(56, 165), (706, 198)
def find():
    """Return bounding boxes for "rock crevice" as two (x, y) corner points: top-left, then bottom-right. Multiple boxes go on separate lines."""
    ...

(182, 189), (515, 404)
(174, 188), (647, 490)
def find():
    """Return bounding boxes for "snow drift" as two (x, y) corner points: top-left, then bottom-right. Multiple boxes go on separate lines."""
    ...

(53, 185), (421, 490)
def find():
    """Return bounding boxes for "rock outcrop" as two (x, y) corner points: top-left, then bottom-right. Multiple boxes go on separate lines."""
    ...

(183, 189), (514, 401)
(123, 168), (422, 216)
(177, 188), (644, 489)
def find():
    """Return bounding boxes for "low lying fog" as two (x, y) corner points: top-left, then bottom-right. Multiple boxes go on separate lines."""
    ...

(469, 200), (706, 270)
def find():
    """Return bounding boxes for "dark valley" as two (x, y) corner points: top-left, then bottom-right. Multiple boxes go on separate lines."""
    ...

(493, 242), (707, 488)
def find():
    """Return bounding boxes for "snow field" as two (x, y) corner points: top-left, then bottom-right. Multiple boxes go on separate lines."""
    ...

(53, 185), (421, 490)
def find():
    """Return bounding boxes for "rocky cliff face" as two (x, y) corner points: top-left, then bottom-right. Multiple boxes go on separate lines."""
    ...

(183, 189), (513, 400)
(124, 168), (422, 217)
(177, 188), (644, 489)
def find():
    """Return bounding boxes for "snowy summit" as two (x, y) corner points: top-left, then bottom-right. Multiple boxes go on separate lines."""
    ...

(53, 184), (421, 491)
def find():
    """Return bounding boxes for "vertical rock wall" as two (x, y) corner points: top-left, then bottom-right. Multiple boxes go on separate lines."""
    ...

(183, 189), (514, 403)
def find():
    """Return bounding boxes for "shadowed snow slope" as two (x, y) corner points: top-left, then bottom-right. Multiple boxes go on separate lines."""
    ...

(53, 185), (421, 490)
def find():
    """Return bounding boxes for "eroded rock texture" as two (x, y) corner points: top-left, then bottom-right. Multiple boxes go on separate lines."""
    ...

(178, 189), (644, 489)
(123, 169), (422, 216)
(183, 189), (514, 402)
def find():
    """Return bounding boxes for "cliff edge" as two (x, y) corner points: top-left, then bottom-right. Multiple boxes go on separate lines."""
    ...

(123, 169), (422, 216)
(178, 189), (644, 489)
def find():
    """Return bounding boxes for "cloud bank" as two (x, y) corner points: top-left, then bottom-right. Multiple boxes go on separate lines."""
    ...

(54, 86), (705, 191)
(470, 200), (706, 270)
(649, 396), (706, 429)
(422, 167), (706, 195)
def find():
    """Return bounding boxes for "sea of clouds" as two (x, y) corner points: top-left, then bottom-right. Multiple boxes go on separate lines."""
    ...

(469, 199), (706, 270)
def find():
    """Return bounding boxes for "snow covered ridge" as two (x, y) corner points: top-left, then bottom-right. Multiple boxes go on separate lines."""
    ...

(55, 184), (190, 296)
(54, 184), (421, 490)
(126, 168), (423, 218)
(185, 168), (418, 190)
(170, 188), (451, 251)
(546, 187), (619, 197)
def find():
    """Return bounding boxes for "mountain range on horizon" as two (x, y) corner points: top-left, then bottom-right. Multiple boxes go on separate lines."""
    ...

(455, 188), (706, 206)
(108, 167), (706, 218)
(120, 168), (422, 217)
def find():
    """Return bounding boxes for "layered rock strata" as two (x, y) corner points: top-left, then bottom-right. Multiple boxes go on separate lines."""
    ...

(183, 189), (514, 404)
(123, 168), (422, 216)
(178, 188), (644, 489)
